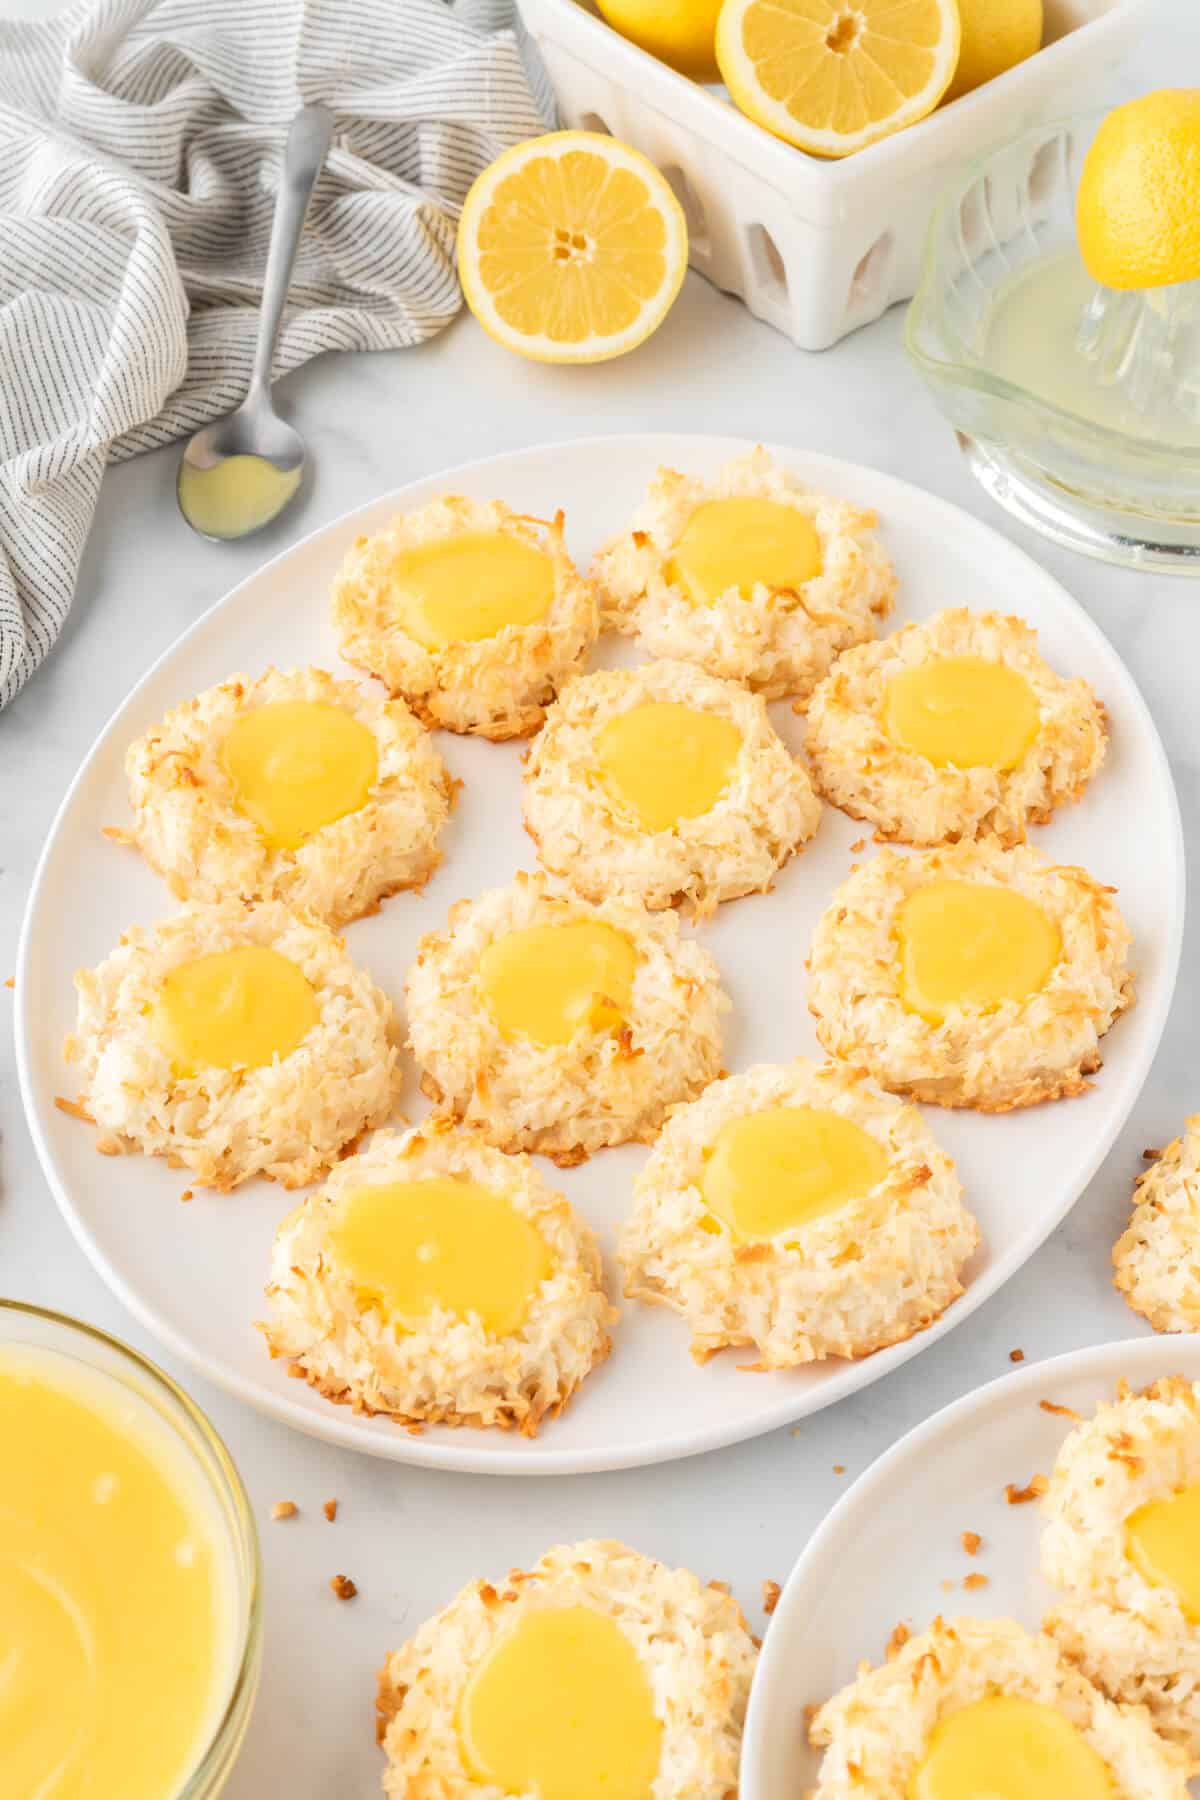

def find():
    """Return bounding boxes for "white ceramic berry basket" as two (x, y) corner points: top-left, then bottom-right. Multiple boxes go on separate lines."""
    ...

(514, 0), (1151, 349)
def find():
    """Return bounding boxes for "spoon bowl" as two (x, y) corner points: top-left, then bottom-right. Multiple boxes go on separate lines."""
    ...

(178, 104), (333, 543)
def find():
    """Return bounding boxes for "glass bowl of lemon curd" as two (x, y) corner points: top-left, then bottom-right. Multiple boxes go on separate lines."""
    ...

(0, 1300), (261, 1800)
(906, 111), (1200, 574)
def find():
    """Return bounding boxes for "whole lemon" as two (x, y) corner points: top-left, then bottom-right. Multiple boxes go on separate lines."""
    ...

(943, 0), (1042, 104)
(594, 0), (724, 82)
(1076, 89), (1200, 291)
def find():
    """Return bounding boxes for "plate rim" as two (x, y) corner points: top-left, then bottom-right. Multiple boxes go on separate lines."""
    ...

(15, 431), (1187, 1476)
(740, 1329), (1200, 1797)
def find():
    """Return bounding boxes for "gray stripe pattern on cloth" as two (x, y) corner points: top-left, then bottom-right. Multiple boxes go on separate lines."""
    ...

(0, 0), (549, 708)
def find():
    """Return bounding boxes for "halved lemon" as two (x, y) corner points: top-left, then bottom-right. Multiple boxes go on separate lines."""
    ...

(456, 131), (689, 364)
(716, 0), (961, 159)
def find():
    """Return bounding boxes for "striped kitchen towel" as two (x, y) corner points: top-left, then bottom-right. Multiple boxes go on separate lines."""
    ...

(0, 0), (549, 709)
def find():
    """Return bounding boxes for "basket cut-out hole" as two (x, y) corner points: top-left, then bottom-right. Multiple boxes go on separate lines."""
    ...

(580, 112), (612, 136)
(1027, 137), (1060, 209)
(661, 164), (710, 256)
(746, 223), (787, 299)
(848, 232), (894, 311)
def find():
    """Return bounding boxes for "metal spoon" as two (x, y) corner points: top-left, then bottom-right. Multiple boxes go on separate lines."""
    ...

(178, 103), (334, 541)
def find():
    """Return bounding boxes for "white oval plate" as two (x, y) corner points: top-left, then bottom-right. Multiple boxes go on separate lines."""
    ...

(16, 435), (1183, 1475)
(743, 1332), (1200, 1799)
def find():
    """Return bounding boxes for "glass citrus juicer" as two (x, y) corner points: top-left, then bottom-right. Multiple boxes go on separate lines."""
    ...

(906, 100), (1200, 573)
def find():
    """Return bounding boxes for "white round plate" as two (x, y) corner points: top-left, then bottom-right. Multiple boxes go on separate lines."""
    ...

(743, 1332), (1200, 1799)
(17, 434), (1183, 1475)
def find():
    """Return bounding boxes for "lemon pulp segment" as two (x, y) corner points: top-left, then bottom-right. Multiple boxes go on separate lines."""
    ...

(1125, 1483), (1200, 1622)
(669, 497), (822, 606)
(701, 1104), (889, 1240)
(459, 1605), (662, 1800)
(177, 454), (300, 539)
(221, 700), (378, 849)
(883, 655), (1040, 771)
(386, 531), (556, 650)
(595, 701), (742, 831)
(0, 1345), (234, 1800)
(480, 920), (637, 1047)
(328, 1177), (552, 1337)
(896, 880), (1061, 1024)
(149, 946), (319, 1075)
(909, 1695), (1122, 1800)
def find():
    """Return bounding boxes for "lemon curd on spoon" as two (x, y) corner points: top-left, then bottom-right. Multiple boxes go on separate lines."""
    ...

(0, 1344), (239, 1800)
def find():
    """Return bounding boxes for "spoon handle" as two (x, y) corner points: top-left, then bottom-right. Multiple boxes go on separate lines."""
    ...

(250, 104), (334, 396)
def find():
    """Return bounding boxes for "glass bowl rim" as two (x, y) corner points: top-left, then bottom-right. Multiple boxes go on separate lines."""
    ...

(0, 1296), (263, 1799)
(904, 106), (1200, 473)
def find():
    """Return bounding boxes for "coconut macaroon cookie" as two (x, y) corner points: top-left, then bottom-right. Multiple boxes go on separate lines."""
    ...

(809, 1614), (1191, 1800)
(261, 1122), (613, 1434)
(1042, 1376), (1200, 1754)
(594, 448), (896, 701)
(1114, 1121), (1200, 1333)
(331, 494), (598, 738)
(376, 1540), (758, 1799)
(122, 666), (453, 929)
(805, 609), (1107, 847)
(522, 658), (821, 914)
(808, 839), (1134, 1111)
(407, 873), (727, 1164)
(620, 1059), (977, 1367)
(63, 899), (399, 1190)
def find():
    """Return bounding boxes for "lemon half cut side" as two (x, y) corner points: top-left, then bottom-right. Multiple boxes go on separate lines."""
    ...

(716, 0), (961, 159)
(457, 131), (689, 364)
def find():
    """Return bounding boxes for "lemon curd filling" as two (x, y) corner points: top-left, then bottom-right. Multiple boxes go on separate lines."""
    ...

(149, 945), (319, 1076)
(595, 701), (742, 832)
(387, 531), (556, 650)
(909, 1695), (1122, 1800)
(327, 1177), (552, 1337)
(896, 880), (1061, 1025)
(220, 700), (379, 850)
(480, 920), (638, 1047)
(884, 655), (1041, 771)
(667, 496), (822, 606)
(458, 1605), (662, 1800)
(1125, 1484), (1200, 1621)
(0, 1345), (235, 1800)
(701, 1105), (889, 1241)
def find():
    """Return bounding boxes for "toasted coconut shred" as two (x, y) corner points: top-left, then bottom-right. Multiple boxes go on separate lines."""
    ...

(809, 1615), (1192, 1798)
(1041, 1376), (1200, 1754)
(63, 899), (400, 1190)
(619, 1058), (978, 1367)
(807, 839), (1134, 1111)
(805, 608), (1107, 848)
(522, 657), (821, 915)
(1114, 1120), (1200, 1332)
(593, 448), (896, 702)
(376, 1540), (759, 1798)
(261, 1123), (615, 1435)
(330, 495), (598, 739)
(406, 872), (728, 1163)
(122, 665), (454, 929)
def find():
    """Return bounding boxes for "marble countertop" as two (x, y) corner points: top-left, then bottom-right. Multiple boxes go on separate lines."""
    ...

(4, 5), (1200, 1792)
